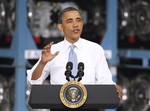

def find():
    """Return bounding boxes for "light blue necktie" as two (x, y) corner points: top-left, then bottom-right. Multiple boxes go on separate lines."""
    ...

(68, 45), (78, 80)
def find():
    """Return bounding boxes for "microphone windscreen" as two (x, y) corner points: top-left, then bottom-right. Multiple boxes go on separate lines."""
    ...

(78, 62), (84, 70)
(66, 62), (73, 69)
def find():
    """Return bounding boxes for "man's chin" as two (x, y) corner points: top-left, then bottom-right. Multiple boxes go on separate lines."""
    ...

(73, 37), (80, 41)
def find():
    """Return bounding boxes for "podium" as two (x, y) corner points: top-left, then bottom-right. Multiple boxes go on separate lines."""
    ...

(29, 84), (120, 111)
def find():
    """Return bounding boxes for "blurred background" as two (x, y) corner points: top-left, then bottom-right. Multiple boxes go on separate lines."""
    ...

(0, 0), (150, 111)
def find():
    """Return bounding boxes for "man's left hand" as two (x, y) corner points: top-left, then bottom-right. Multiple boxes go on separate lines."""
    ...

(115, 85), (123, 100)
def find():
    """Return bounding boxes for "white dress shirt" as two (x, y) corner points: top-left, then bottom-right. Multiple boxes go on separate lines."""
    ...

(27, 38), (115, 85)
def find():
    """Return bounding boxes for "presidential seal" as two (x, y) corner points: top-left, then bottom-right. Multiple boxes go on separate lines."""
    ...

(60, 81), (87, 109)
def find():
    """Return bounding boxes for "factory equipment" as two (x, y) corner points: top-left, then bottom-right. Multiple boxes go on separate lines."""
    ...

(118, 0), (150, 49)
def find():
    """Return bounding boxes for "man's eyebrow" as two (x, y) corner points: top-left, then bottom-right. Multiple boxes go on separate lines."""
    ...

(76, 17), (82, 19)
(66, 17), (82, 21)
(66, 18), (73, 21)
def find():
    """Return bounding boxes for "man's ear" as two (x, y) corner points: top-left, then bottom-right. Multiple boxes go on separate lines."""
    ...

(57, 24), (63, 32)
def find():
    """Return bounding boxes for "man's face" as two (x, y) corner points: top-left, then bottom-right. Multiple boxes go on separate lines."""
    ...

(58, 10), (84, 43)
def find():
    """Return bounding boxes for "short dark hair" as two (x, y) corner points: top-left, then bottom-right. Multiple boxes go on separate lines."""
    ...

(57, 7), (81, 24)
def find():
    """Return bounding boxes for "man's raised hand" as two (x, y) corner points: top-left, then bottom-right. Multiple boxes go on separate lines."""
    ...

(41, 42), (59, 64)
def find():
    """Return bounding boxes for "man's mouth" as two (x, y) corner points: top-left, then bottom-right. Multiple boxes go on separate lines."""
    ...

(73, 29), (80, 33)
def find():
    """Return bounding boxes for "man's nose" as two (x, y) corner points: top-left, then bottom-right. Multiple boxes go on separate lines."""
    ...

(72, 21), (78, 27)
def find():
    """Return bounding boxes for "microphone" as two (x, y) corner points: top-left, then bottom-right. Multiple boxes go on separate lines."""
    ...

(65, 62), (73, 81)
(76, 62), (84, 81)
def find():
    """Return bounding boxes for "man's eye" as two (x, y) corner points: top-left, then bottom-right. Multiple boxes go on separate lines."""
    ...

(67, 20), (72, 23)
(78, 19), (81, 22)
(77, 19), (82, 22)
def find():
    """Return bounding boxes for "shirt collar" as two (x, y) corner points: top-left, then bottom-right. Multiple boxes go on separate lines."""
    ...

(63, 38), (82, 52)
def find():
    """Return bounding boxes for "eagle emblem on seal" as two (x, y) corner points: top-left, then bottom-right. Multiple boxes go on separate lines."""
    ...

(67, 87), (81, 102)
